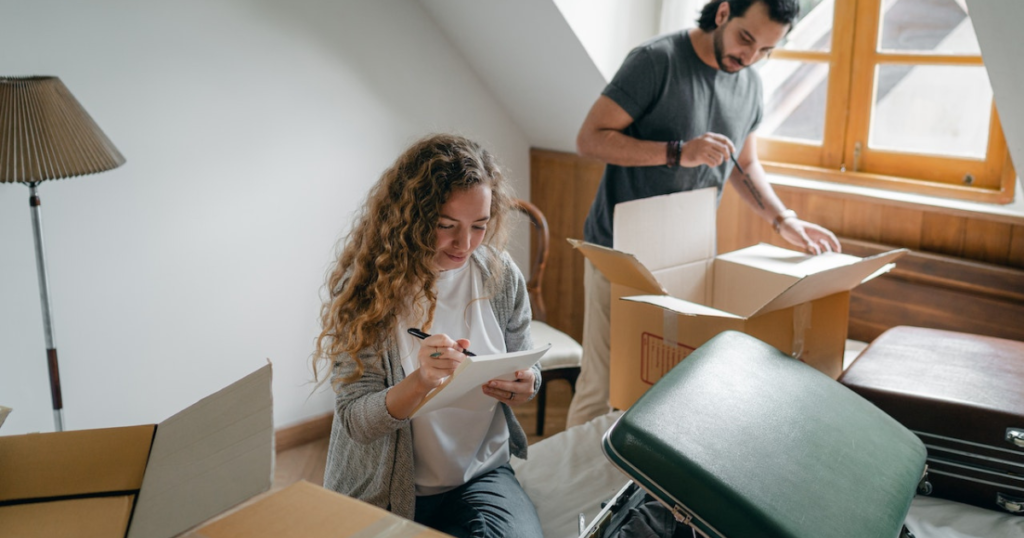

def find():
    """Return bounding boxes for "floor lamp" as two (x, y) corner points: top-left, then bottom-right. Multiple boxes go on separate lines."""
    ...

(1, 76), (125, 431)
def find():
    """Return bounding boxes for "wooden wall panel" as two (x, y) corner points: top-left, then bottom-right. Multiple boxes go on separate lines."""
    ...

(530, 149), (602, 343)
(963, 219), (1013, 265)
(1011, 225), (1024, 269)
(879, 206), (923, 249)
(920, 213), (966, 257)
(804, 193), (845, 234)
(842, 199), (882, 243)
(843, 239), (1024, 343)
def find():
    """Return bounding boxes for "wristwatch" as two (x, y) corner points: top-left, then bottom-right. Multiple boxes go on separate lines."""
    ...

(773, 209), (797, 233)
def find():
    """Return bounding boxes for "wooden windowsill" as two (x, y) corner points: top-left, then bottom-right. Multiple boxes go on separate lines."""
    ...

(766, 172), (1024, 226)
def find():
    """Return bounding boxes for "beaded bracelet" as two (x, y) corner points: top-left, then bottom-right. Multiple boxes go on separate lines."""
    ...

(666, 140), (683, 168)
(773, 209), (798, 233)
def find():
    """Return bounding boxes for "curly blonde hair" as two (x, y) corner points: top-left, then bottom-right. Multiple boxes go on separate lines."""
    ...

(313, 134), (514, 388)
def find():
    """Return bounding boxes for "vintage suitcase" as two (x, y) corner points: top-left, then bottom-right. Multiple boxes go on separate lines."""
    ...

(587, 331), (927, 538)
(840, 326), (1024, 515)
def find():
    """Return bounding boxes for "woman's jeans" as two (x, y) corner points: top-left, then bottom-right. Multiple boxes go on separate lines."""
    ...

(413, 463), (542, 538)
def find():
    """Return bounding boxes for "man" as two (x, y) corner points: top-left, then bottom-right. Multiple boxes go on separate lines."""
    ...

(565, 0), (843, 428)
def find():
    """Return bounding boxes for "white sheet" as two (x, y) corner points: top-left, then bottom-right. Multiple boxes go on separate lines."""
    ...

(512, 412), (1024, 538)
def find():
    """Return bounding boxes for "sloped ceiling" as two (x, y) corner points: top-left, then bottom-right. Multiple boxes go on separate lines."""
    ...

(968, 0), (1024, 180)
(421, 0), (1022, 180)
(419, 0), (606, 153)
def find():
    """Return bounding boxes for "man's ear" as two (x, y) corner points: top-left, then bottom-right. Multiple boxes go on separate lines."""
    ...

(716, 1), (731, 28)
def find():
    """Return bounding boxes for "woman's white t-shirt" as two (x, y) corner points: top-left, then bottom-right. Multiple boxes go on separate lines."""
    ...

(395, 261), (510, 496)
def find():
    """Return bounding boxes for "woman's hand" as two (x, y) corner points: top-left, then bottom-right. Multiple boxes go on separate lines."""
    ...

(414, 333), (470, 390)
(483, 368), (537, 406)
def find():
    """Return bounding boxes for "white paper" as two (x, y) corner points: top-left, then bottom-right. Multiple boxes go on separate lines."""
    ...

(412, 345), (551, 418)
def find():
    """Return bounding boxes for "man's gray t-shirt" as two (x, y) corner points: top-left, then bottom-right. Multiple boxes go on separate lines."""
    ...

(583, 31), (763, 248)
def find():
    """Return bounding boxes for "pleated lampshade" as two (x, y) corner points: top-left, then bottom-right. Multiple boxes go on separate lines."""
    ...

(0, 76), (125, 183)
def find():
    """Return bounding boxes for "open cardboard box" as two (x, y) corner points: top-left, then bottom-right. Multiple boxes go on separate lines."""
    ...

(0, 364), (275, 538)
(571, 188), (906, 410)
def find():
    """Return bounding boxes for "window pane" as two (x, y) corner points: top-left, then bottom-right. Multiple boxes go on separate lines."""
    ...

(870, 65), (992, 158)
(879, 0), (980, 54)
(757, 60), (828, 143)
(779, 0), (832, 52)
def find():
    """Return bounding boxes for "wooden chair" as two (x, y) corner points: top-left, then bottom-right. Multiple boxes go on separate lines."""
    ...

(512, 199), (583, 436)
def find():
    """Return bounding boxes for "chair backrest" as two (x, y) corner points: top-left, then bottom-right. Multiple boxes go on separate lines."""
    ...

(511, 199), (550, 323)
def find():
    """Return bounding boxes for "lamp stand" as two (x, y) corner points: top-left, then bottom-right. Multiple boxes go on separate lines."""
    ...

(28, 182), (65, 432)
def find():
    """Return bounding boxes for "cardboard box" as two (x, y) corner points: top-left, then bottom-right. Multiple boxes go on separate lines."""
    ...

(0, 363), (274, 538)
(185, 480), (452, 538)
(572, 188), (906, 410)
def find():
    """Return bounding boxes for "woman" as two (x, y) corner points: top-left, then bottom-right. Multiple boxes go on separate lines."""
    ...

(313, 134), (543, 538)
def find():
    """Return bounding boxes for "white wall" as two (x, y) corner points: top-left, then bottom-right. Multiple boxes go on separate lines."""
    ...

(552, 0), (661, 81)
(420, 0), (607, 153)
(0, 0), (530, 435)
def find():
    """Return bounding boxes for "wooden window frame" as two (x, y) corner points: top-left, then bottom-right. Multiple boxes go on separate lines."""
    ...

(758, 0), (1016, 204)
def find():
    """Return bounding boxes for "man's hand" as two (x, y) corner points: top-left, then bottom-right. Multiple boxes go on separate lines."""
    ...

(680, 133), (736, 168)
(779, 219), (842, 255)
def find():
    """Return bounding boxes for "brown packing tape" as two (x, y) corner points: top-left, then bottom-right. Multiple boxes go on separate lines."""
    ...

(662, 309), (679, 348)
(792, 302), (812, 360)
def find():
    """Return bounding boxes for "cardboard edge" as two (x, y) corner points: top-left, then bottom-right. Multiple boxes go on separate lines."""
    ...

(857, 248), (909, 282)
(127, 363), (275, 538)
(749, 249), (909, 317)
(568, 239), (666, 295)
(622, 295), (743, 319)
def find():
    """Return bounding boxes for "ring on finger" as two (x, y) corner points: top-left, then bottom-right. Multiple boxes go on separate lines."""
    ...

(430, 347), (442, 358)
(507, 391), (514, 401)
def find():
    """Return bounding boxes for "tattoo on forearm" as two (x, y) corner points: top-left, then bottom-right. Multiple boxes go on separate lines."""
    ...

(740, 171), (766, 210)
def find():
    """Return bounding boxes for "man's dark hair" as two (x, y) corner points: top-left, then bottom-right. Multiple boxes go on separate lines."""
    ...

(696, 0), (800, 31)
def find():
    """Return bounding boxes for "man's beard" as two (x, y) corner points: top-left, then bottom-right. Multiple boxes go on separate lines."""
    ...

(713, 26), (745, 73)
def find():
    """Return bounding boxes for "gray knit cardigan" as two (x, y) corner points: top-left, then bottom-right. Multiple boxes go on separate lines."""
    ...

(322, 248), (540, 519)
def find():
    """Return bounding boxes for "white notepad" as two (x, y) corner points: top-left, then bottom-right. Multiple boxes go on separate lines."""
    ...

(412, 345), (551, 418)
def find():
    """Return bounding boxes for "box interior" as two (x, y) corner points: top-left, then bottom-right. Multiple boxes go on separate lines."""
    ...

(0, 425), (154, 503)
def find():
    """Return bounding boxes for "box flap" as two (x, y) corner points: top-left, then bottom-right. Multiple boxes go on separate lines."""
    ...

(0, 495), (134, 538)
(623, 295), (742, 319)
(127, 363), (274, 538)
(0, 425), (154, 502)
(187, 481), (450, 538)
(652, 260), (713, 303)
(569, 239), (665, 295)
(612, 188), (717, 272)
(712, 255), (799, 317)
(751, 249), (908, 316)
(716, 243), (865, 277)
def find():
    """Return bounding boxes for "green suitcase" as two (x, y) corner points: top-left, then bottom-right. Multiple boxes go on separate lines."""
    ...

(599, 331), (927, 538)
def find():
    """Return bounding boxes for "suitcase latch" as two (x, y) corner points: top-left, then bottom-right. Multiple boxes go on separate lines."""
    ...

(996, 493), (1024, 514)
(1006, 428), (1024, 449)
(671, 504), (693, 525)
(917, 466), (932, 496)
